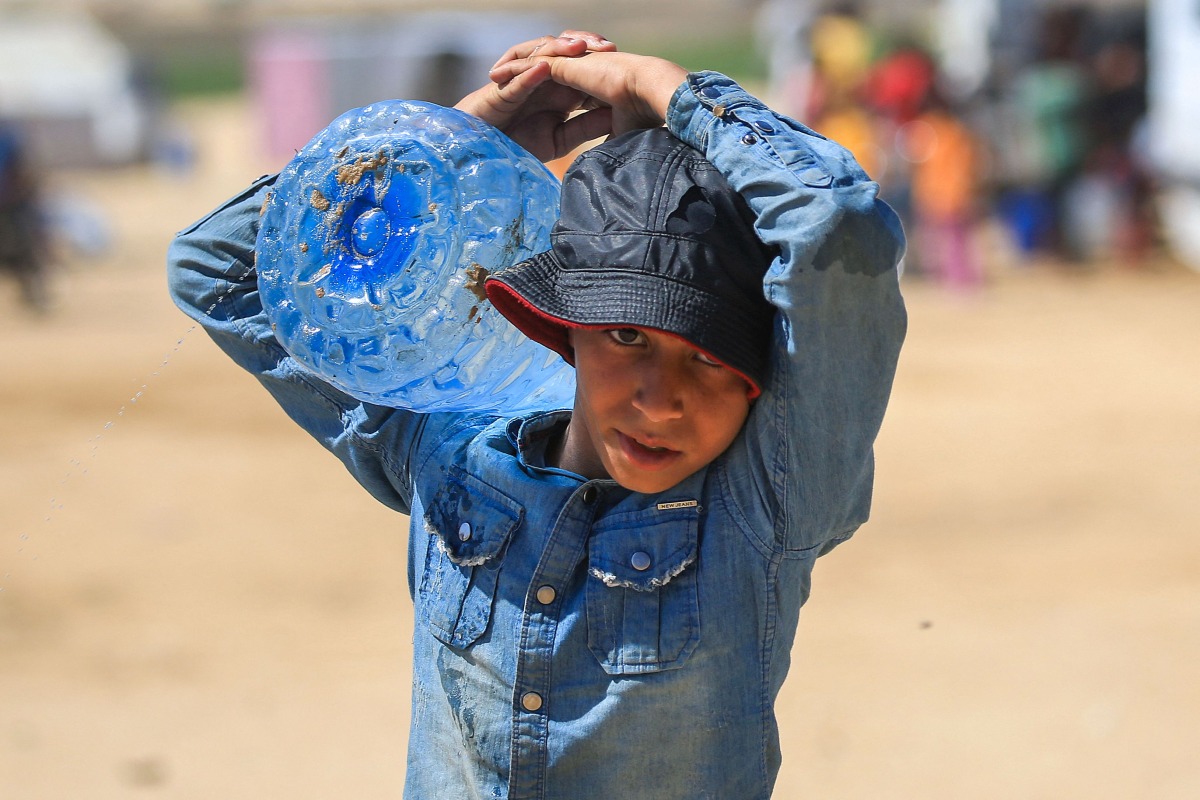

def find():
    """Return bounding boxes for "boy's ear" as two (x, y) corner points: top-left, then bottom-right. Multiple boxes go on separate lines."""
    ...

(564, 328), (577, 361)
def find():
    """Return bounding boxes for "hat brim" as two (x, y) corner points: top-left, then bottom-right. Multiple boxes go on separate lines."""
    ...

(486, 250), (763, 399)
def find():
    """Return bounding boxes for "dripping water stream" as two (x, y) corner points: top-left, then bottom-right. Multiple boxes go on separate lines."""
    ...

(1, 263), (253, 594)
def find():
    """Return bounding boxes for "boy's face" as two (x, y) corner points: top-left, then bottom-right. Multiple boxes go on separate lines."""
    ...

(559, 327), (753, 494)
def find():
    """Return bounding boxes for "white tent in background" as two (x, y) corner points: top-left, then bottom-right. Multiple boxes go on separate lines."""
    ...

(1147, 0), (1200, 270)
(0, 10), (149, 167)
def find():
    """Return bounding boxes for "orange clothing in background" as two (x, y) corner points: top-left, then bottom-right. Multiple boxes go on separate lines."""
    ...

(905, 110), (979, 220)
(815, 105), (881, 180)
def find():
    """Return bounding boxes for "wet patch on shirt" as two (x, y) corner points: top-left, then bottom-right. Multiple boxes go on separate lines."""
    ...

(437, 647), (478, 744)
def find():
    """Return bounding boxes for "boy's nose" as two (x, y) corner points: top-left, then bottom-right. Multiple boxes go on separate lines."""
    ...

(631, 363), (685, 422)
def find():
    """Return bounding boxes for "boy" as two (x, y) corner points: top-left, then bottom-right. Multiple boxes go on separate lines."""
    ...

(168, 35), (906, 800)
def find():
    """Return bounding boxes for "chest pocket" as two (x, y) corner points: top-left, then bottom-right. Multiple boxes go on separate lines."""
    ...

(418, 468), (523, 649)
(586, 507), (701, 674)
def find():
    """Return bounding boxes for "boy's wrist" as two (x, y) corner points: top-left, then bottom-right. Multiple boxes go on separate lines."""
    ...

(636, 59), (689, 123)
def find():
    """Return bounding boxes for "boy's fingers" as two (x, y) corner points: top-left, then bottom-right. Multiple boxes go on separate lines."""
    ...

(487, 59), (531, 87)
(489, 31), (614, 82)
(578, 95), (607, 112)
(489, 35), (549, 71)
(555, 106), (614, 154)
(452, 61), (551, 123)
(490, 60), (552, 108)
(489, 34), (588, 73)
(556, 30), (616, 51)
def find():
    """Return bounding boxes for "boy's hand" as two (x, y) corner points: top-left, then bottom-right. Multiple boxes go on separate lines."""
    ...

(491, 51), (689, 137)
(454, 32), (618, 162)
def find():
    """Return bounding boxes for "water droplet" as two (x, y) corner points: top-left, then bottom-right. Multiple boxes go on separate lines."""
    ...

(104, 422), (114, 430)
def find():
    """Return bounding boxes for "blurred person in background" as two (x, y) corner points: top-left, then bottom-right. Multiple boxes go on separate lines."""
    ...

(1072, 13), (1153, 264)
(900, 84), (986, 289)
(0, 121), (50, 312)
(864, 44), (938, 271)
(754, 0), (817, 120)
(805, 3), (884, 182)
(1004, 5), (1091, 261)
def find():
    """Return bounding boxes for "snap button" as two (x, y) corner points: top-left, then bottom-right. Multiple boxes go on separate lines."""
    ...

(741, 133), (758, 145)
(457, 522), (472, 542)
(754, 120), (776, 134)
(630, 551), (652, 571)
(536, 585), (557, 605)
(581, 486), (598, 505)
(521, 691), (544, 712)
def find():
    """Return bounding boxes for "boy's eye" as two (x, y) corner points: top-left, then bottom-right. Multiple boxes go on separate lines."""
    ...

(607, 328), (644, 346)
(694, 351), (722, 367)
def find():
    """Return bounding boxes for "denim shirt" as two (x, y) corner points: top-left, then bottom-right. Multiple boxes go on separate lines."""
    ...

(167, 72), (906, 800)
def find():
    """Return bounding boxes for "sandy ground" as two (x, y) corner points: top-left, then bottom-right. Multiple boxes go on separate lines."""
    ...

(1, 96), (1198, 799)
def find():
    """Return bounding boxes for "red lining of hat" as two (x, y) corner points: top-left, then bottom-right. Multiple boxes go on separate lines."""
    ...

(487, 278), (762, 400)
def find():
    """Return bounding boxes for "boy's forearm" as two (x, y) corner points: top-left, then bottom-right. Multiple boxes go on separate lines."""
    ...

(167, 175), (279, 371)
(665, 71), (907, 551)
(166, 175), (421, 515)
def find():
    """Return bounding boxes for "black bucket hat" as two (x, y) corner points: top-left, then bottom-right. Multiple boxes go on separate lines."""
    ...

(485, 127), (778, 397)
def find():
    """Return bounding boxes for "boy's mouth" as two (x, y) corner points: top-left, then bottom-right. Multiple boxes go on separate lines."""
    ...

(616, 431), (682, 471)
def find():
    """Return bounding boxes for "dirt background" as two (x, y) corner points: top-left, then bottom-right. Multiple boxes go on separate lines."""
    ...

(1, 96), (1198, 799)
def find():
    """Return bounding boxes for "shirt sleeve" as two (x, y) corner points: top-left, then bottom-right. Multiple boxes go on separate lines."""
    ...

(166, 173), (435, 515)
(667, 71), (908, 555)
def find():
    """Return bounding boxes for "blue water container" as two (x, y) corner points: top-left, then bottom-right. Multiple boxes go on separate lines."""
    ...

(255, 100), (575, 414)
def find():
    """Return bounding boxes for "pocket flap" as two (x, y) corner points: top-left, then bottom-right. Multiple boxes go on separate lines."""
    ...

(422, 467), (523, 566)
(588, 506), (699, 591)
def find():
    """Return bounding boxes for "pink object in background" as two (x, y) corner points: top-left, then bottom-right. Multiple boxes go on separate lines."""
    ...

(247, 29), (331, 162)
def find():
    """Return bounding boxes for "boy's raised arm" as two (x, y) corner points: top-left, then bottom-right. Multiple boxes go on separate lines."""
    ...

(486, 50), (908, 553)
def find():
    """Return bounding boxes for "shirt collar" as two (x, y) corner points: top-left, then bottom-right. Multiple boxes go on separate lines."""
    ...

(506, 410), (574, 476)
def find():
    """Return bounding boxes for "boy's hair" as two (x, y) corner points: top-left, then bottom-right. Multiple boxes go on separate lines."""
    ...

(486, 128), (778, 397)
